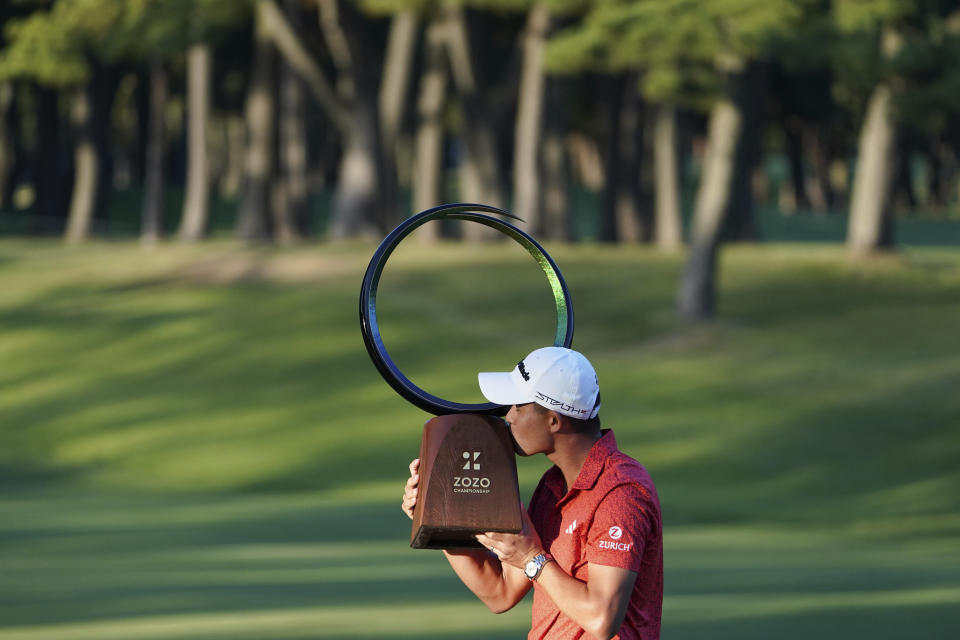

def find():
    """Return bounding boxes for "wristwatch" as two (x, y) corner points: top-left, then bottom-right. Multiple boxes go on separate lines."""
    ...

(524, 553), (553, 580)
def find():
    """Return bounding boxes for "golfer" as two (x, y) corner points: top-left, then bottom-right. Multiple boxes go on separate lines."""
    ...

(402, 347), (662, 640)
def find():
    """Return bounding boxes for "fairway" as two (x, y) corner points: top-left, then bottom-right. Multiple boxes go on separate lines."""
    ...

(1, 240), (959, 639)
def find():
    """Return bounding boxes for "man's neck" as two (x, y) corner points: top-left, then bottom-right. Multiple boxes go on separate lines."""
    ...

(547, 430), (603, 494)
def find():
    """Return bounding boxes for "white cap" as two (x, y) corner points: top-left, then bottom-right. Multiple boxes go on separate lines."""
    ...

(478, 347), (600, 419)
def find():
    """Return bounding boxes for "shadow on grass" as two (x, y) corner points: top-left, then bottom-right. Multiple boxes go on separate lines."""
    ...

(1, 489), (958, 639)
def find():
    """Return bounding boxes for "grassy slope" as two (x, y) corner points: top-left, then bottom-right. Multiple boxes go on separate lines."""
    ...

(0, 239), (958, 639)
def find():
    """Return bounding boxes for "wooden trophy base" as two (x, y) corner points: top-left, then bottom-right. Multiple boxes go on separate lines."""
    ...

(410, 414), (523, 549)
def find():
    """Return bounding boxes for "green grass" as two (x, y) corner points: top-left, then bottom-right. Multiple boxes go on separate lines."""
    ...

(1, 239), (959, 639)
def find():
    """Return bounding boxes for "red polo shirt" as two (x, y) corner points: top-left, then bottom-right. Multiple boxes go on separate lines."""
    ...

(527, 430), (663, 640)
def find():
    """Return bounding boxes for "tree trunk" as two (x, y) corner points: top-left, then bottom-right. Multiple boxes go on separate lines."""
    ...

(784, 120), (809, 212)
(927, 140), (943, 208)
(322, 0), (385, 238)
(892, 136), (916, 213)
(847, 28), (900, 255)
(541, 79), (571, 242)
(93, 66), (118, 224)
(443, 5), (504, 242)
(927, 138), (956, 208)
(220, 115), (245, 198)
(0, 82), (13, 209)
(379, 10), (418, 223)
(653, 104), (683, 249)
(513, 3), (550, 234)
(33, 86), (65, 232)
(267, 0), (307, 243)
(411, 13), (448, 243)
(723, 64), (766, 242)
(807, 127), (833, 212)
(567, 131), (605, 192)
(608, 75), (645, 243)
(274, 44), (306, 242)
(846, 83), (896, 253)
(65, 85), (99, 243)
(677, 98), (741, 321)
(598, 76), (623, 242)
(380, 11), (417, 152)
(138, 58), (167, 246)
(179, 43), (212, 242)
(133, 68), (150, 186)
(1, 84), (22, 210)
(260, 0), (347, 131)
(237, 12), (275, 242)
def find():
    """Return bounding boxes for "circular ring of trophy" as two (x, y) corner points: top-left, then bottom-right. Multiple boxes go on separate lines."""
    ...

(359, 202), (575, 549)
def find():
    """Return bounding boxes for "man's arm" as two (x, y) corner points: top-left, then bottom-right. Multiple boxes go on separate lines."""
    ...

(442, 548), (532, 613)
(401, 459), (531, 613)
(527, 561), (636, 640)
(476, 508), (638, 640)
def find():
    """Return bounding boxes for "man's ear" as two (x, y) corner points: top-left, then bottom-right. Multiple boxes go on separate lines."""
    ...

(548, 411), (563, 434)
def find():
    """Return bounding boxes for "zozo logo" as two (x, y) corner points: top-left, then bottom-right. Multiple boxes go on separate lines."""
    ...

(462, 451), (481, 470)
(454, 451), (490, 493)
(453, 477), (491, 489)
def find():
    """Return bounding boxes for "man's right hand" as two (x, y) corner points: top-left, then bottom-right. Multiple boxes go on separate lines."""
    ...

(401, 458), (420, 520)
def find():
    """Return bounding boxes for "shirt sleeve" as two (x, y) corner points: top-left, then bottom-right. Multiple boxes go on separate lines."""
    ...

(584, 483), (652, 573)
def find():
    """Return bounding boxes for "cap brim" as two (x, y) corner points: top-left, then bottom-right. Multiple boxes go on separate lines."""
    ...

(478, 371), (532, 406)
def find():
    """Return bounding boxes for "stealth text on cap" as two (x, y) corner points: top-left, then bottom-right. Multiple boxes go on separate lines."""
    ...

(535, 391), (588, 416)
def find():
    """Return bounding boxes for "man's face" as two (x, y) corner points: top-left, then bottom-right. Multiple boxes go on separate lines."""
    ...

(505, 402), (554, 456)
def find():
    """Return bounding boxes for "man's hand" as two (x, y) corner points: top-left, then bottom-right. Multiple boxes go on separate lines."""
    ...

(401, 459), (419, 520)
(475, 502), (544, 570)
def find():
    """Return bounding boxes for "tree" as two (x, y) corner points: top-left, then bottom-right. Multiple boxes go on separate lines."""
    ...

(652, 104), (683, 248)
(837, 1), (960, 253)
(0, 0), (246, 242)
(442, 4), (508, 239)
(835, 1), (906, 255)
(0, 1), (117, 241)
(845, 29), (899, 254)
(0, 81), (14, 210)
(601, 73), (647, 243)
(179, 40), (213, 242)
(411, 8), (448, 237)
(0, 0), (30, 211)
(259, 0), (401, 238)
(139, 56), (167, 246)
(513, 2), (550, 235)
(548, 0), (799, 319)
(677, 67), (756, 319)
(237, 5), (277, 241)
(547, 0), (680, 247)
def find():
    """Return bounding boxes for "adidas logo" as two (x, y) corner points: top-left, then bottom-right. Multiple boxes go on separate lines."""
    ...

(564, 520), (578, 535)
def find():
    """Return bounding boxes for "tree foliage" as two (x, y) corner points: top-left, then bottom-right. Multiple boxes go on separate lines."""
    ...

(545, 0), (800, 105)
(0, 0), (248, 86)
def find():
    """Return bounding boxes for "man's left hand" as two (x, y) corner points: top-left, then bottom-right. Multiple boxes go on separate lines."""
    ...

(475, 504), (544, 570)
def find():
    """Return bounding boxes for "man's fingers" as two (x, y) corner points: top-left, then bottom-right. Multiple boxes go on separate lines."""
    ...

(401, 494), (416, 519)
(401, 459), (420, 521)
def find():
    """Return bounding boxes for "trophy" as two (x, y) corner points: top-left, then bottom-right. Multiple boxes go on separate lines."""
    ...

(359, 204), (574, 549)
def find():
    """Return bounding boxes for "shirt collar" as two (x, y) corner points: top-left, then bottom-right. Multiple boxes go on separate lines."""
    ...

(544, 429), (618, 502)
(571, 429), (617, 491)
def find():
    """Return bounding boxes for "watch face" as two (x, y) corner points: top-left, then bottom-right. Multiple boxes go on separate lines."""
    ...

(524, 562), (537, 578)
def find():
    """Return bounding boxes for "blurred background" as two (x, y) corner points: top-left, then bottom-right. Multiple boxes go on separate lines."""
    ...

(0, 1), (958, 639)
